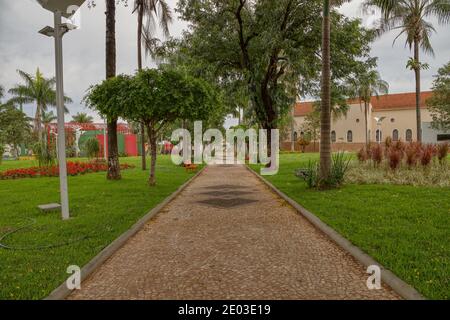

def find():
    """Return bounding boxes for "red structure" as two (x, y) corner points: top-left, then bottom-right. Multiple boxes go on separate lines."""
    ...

(46, 123), (139, 157)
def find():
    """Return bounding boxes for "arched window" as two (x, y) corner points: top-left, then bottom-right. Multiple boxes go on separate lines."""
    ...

(331, 131), (336, 143)
(376, 129), (382, 143)
(293, 131), (298, 141)
(347, 130), (353, 143)
(406, 129), (413, 142)
(300, 131), (305, 138)
(392, 129), (399, 141)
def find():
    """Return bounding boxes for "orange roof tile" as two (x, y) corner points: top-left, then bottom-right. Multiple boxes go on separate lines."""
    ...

(294, 91), (433, 116)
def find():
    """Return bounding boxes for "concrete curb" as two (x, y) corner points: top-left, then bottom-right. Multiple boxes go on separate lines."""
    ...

(45, 166), (206, 300)
(245, 165), (425, 301)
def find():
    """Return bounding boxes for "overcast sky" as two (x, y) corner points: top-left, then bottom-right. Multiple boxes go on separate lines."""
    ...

(0, 0), (449, 123)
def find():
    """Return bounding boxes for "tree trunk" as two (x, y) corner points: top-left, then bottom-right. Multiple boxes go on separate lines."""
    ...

(35, 103), (42, 141)
(146, 124), (157, 186)
(364, 101), (369, 146)
(105, 0), (121, 180)
(319, 0), (332, 184)
(136, 4), (147, 170)
(107, 118), (121, 180)
(414, 40), (422, 142)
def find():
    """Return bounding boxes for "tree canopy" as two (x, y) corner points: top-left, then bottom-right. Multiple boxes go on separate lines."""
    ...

(427, 62), (450, 131)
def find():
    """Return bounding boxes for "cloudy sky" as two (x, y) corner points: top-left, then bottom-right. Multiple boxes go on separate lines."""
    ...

(0, 0), (449, 123)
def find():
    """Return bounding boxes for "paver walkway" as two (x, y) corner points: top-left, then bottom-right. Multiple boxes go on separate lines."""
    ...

(69, 165), (399, 300)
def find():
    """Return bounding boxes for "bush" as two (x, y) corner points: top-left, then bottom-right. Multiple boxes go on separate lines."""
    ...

(296, 161), (320, 188)
(405, 144), (418, 168)
(32, 141), (55, 168)
(357, 147), (369, 162)
(371, 144), (383, 166)
(420, 144), (435, 167)
(296, 152), (350, 188)
(0, 144), (4, 164)
(83, 138), (100, 159)
(387, 148), (402, 170)
(437, 143), (449, 164)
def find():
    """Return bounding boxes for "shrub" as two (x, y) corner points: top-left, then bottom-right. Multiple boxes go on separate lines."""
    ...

(387, 148), (402, 170)
(32, 141), (55, 168)
(437, 143), (449, 164)
(330, 151), (351, 186)
(420, 144), (435, 167)
(405, 144), (418, 168)
(357, 147), (369, 162)
(0, 144), (4, 164)
(83, 138), (100, 159)
(371, 144), (383, 166)
(296, 161), (319, 188)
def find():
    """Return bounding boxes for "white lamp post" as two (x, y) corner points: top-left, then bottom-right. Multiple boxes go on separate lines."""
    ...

(37, 0), (86, 220)
(374, 117), (386, 144)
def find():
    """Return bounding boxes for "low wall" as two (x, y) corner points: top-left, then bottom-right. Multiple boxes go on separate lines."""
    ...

(281, 142), (365, 153)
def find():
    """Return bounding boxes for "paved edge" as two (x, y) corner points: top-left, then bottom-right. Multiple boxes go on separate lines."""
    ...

(44, 167), (206, 301)
(245, 165), (425, 301)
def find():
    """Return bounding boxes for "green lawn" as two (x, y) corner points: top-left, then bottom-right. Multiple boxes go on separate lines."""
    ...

(0, 156), (196, 299)
(250, 153), (450, 300)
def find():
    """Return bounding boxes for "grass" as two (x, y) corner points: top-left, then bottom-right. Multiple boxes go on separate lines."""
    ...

(0, 156), (197, 299)
(250, 153), (450, 300)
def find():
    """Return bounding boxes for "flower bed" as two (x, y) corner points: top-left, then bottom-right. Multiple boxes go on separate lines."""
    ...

(0, 161), (135, 180)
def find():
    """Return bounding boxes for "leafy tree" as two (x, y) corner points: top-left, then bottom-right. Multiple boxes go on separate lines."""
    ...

(71, 112), (94, 124)
(302, 110), (321, 153)
(427, 62), (450, 130)
(0, 103), (31, 158)
(365, 0), (450, 142)
(176, 0), (375, 164)
(86, 67), (220, 186)
(347, 68), (389, 145)
(133, 0), (173, 171)
(0, 85), (4, 100)
(8, 68), (71, 140)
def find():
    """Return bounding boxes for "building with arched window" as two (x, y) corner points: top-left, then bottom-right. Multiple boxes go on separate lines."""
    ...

(284, 91), (449, 152)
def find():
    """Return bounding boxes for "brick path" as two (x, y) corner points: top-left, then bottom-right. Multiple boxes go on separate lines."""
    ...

(69, 165), (399, 300)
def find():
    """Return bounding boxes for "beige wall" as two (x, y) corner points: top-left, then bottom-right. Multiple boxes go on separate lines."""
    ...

(289, 103), (433, 147)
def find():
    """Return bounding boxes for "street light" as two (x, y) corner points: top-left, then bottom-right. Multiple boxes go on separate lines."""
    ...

(374, 117), (386, 144)
(37, 0), (86, 220)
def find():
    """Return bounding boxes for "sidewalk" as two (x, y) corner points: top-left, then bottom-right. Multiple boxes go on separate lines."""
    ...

(69, 165), (399, 300)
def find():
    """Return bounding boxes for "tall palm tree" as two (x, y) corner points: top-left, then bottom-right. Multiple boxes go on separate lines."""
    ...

(133, 0), (172, 170)
(42, 110), (57, 125)
(105, 0), (121, 180)
(72, 112), (94, 124)
(365, 0), (450, 142)
(348, 70), (389, 145)
(320, 0), (350, 184)
(8, 68), (72, 140)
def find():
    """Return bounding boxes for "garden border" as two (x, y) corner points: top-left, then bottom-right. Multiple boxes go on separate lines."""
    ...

(245, 165), (425, 300)
(45, 166), (206, 300)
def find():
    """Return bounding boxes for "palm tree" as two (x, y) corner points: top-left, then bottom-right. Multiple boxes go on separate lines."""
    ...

(133, 0), (172, 170)
(8, 68), (72, 140)
(105, 0), (121, 180)
(320, 0), (350, 184)
(348, 70), (389, 145)
(365, 0), (450, 142)
(42, 110), (57, 125)
(72, 112), (94, 123)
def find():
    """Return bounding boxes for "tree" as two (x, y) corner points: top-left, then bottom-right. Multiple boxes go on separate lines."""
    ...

(177, 0), (373, 168)
(71, 112), (94, 123)
(365, 0), (450, 142)
(302, 110), (321, 152)
(133, 0), (173, 171)
(42, 110), (57, 125)
(86, 67), (220, 186)
(105, 0), (121, 180)
(427, 62), (450, 130)
(0, 103), (31, 158)
(347, 69), (389, 145)
(319, 0), (352, 184)
(8, 69), (71, 140)
(0, 85), (4, 100)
